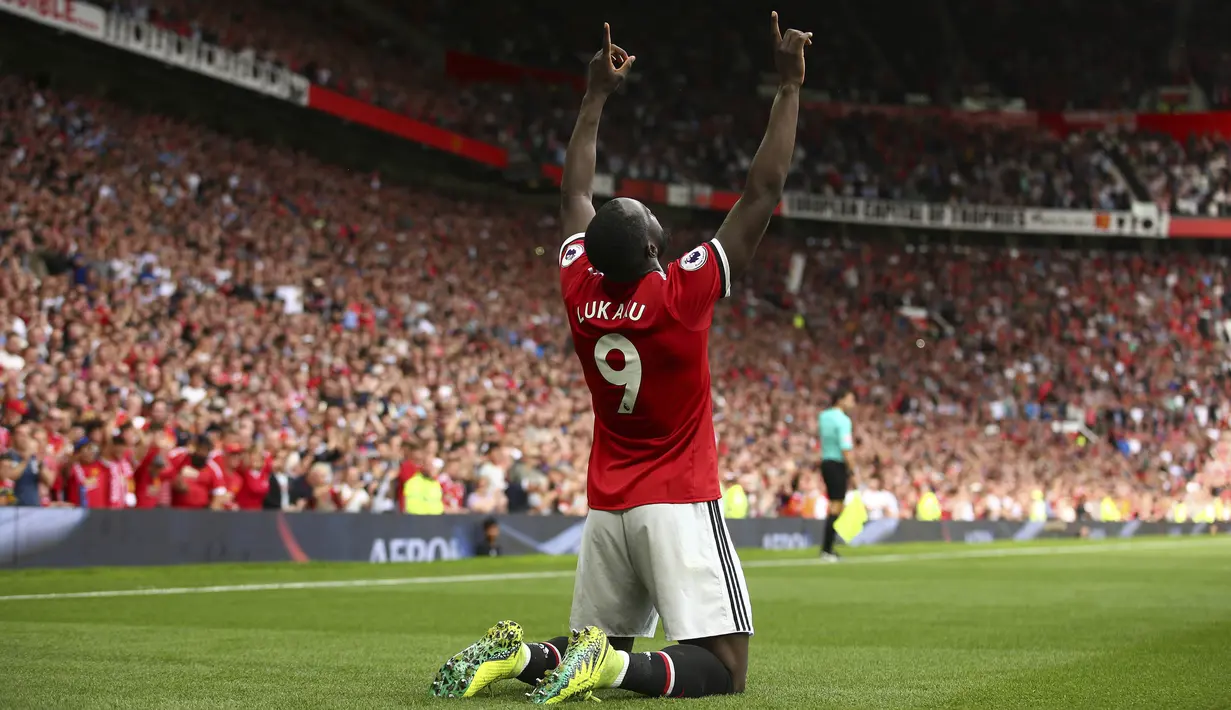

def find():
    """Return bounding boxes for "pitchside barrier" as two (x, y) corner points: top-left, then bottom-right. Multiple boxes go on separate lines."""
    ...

(0, 508), (1223, 569)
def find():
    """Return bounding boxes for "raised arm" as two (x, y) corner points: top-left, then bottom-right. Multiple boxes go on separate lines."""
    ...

(560, 23), (636, 240)
(714, 12), (810, 278)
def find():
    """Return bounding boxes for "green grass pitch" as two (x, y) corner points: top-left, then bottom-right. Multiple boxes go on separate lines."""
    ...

(2, 536), (1229, 709)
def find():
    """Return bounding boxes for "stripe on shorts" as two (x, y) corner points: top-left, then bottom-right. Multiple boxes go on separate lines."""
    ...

(706, 500), (751, 632)
(714, 501), (753, 631)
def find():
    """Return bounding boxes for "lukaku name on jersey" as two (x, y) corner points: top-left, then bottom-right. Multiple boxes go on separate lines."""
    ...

(575, 298), (648, 324)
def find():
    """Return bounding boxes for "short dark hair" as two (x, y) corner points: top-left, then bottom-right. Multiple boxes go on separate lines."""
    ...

(585, 200), (648, 282)
(832, 387), (854, 406)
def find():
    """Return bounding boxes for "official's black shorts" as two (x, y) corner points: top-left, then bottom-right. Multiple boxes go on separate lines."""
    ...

(820, 460), (850, 500)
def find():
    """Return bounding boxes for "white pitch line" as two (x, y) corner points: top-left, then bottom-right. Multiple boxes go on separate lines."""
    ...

(0, 570), (575, 602)
(0, 536), (1225, 603)
(743, 536), (1230, 569)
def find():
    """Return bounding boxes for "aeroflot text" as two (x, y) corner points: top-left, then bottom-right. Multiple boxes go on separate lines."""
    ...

(369, 537), (463, 563)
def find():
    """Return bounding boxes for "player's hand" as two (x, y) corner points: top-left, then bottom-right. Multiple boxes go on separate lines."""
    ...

(771, 11), (812, 87)
(586, 23), (635, 97)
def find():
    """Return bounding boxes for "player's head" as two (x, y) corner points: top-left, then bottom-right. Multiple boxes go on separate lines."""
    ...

(833, 388), (856, 411)
(584, 197), (667, 282)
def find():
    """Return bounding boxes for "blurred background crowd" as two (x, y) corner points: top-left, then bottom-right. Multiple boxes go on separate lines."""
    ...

(1, 0), (1231, 524)
(114, 0), (1231, 212)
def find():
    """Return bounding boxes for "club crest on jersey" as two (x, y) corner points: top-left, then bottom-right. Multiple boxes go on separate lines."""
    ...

(562, 243), (585, 267)
(680, 246), (708, 271)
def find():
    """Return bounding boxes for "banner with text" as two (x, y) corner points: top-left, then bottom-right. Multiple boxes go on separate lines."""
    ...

(101, 14), (309, 105)
(1, 508), (1223, 569)
(0, 508), (828, 568)
(582, 175), (1218, 238)
(0, 0), (104, 39)
(848, 518), (1227, 546)
(548, 167), (1230, 236)
(781, 195), (1170, 238)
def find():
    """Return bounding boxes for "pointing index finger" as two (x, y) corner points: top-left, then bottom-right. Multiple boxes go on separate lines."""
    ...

(603, 22), (612, 53)
(772, 11), (782, 43)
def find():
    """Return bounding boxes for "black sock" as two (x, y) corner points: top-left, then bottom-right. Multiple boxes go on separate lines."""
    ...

(822, 515), (837, 554)
(618, 645), (733, 698)
(516, 636), (570, 685)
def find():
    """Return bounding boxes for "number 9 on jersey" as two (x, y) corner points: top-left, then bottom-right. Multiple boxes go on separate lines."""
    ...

(594, 333), (642, 415)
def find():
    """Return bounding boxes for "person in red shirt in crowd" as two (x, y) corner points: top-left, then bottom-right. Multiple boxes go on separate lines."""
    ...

(66, 421), (121, 508)
(167, 436), (230, 510)
(101, 425), (137, 509)
(208, 441), (242, 509)
(203, 424), (228, 469)
(208, 439), (273, 511)
(130, 428), (174, 509)
(67, 440), (112, 506)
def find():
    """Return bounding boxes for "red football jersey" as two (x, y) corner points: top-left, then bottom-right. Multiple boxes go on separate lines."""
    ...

(67, 461), (115, 509)
(131, 446), (171, 509)
(559, 232), (731, 510)
(209, 454), (272, 511)
(169, 457), (227, 509)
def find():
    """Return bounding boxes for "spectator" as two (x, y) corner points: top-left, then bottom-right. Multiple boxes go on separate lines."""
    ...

(288, 462), (334, 512)
(474, 517), (503, 557)
(1, 447), (42, 506)
(333, 465), (372, 513)
(403, 462), (445, 515)
(861, 477), (900, 521)
(466, 476), (506, 516)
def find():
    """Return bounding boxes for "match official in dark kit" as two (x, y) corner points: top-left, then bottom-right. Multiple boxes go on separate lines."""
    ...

(819, 388), (856, 561)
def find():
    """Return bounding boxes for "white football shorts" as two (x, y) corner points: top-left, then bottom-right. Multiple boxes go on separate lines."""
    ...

(569, 500), (754, 640)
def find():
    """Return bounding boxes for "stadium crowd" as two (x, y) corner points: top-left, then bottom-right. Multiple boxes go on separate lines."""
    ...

(0, 75), (1229, 525)
(108, 0), (1223, 210)
(1118, 132), (1231, 216)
